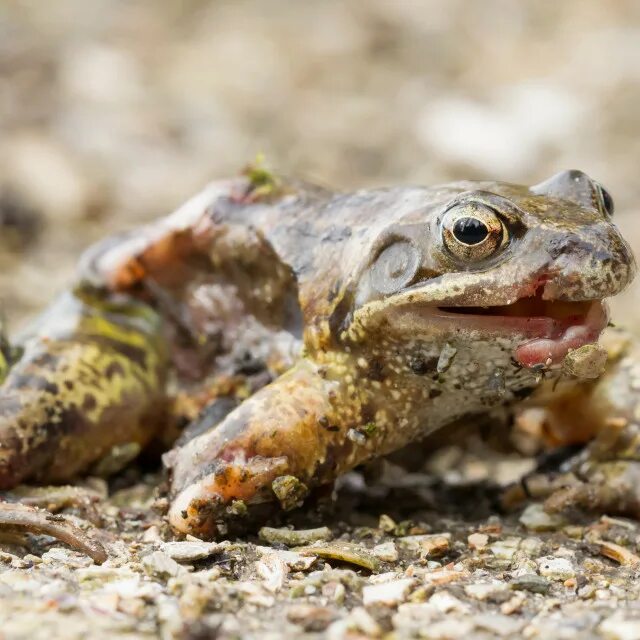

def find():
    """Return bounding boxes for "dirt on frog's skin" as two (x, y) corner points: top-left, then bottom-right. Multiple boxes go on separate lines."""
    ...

(1, 442), (640, 640)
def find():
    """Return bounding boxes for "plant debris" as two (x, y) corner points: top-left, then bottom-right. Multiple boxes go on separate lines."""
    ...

(271, 475), (310, 511)
(259, 526), (333, 546)
(297, 541), (381, 572)
(0, 502), (107, 564)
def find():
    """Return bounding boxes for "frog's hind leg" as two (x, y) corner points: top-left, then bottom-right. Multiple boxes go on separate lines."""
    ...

(0, 290), (168, 488)
(508, 329), (640, 519)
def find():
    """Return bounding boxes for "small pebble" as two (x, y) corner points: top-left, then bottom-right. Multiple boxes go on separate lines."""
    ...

(142, 551), (184, 579)
(510, 574), (551, 594)
(161, 540), (221, 563)
(464, 581), (509, 601)
(489, 537), (521, 561)
(562, 343), (608, 379)
(519, 504), (565, 531)
(271, 475), (309, 511)
(372, 541), (399, 562)
(298, 542), (380, 572)
(362, 578), (415, 606)
(468, 532), (489, 550)
(537, 556), (576, 581)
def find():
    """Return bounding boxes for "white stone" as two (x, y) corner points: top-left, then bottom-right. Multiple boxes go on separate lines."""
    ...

(161, 540), (221, 563)
(519, 504), (565, 531)
(372, 541), (399, 562)
(429, 590), (470, 614)
(464, 581), (509, 601)
(536, 556), (575, 581)
(489, 537), (521, 560)
(362, 578), (415, 606)
(599, 613), (640, 640)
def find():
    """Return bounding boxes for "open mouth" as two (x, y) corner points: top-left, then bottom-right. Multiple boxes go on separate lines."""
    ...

(433, 292), (609, 368)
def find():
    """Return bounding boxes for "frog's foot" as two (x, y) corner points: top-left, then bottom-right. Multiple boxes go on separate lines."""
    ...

(543, 461), (640, 517)
(164, 363), (328, 538)
(503, 427), (640, 519)
(538, 408), (640, 515)
(501, 330), (640, 520)
(0, 502), (107, 563)
(166, 455), (292, 537)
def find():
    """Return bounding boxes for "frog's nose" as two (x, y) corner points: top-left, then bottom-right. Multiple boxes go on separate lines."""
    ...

(531, 170), (613, 217)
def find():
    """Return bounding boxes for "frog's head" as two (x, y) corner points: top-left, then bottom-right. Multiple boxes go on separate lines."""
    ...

(337, 170), (635, 368)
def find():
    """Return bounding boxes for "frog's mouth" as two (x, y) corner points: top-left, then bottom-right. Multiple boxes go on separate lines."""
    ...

(434, 294), (608, 368)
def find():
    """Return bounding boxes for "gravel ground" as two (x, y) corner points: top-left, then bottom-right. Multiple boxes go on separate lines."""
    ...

(1, 2), (640, 639)
(4, 457), (640, 640)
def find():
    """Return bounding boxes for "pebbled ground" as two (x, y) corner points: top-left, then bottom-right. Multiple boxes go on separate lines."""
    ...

(2, 447), (640, 640)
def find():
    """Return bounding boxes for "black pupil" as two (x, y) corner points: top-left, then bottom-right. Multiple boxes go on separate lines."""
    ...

(452, 217), (489, 245)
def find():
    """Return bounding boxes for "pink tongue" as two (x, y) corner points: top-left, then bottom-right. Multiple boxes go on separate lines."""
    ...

(515, 325), (600, 367)
(514, 302), (608, 368)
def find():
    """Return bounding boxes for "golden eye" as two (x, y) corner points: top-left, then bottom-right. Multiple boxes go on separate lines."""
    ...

(441, 203), (507, 262)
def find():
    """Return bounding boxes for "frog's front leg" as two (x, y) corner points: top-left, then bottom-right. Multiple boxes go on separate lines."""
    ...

(166, 357), (389, 538)
(511, 330), (640, 518)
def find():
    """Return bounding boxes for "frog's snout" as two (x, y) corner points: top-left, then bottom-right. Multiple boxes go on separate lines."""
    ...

(542, 223), (636, 302)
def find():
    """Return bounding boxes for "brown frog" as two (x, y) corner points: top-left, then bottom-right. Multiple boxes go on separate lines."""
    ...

(0, 167), (638, 549)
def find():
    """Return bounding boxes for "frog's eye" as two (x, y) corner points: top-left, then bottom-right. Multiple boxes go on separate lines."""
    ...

(371, 240), (421, 294)
(594, 182), (614, 217)
(441, 203), (508, 262)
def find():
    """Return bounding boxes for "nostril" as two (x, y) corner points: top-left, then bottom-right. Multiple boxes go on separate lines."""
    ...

(546, 236), (570, 260)
(547, 233), (606, 263)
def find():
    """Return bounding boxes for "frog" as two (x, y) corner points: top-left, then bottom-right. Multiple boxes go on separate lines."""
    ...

(0, 166), (638, 550)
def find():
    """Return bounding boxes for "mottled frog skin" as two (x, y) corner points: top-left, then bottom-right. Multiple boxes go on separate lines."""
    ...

(0, 168), (638, 541)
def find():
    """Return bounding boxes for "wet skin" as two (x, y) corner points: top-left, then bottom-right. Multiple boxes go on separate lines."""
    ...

(0, 168), (638, 541)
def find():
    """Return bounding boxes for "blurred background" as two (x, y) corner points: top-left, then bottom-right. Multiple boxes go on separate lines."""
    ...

(0, 0), (639, 329)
